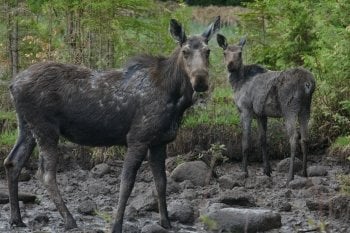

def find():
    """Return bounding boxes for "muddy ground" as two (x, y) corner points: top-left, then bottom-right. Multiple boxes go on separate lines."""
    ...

(0, 150), (349, 233)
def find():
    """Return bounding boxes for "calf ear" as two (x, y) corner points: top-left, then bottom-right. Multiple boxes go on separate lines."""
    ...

(202, 16), (221, 42)
(239, 37), (246, 47)
(170, 19), (187, 46)
(217, 34), (228, 50)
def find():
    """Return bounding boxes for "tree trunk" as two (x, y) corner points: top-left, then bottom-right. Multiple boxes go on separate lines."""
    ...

(7, 0), (19, 79)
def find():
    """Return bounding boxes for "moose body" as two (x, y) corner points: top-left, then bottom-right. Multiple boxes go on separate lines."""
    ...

(217, 34), (315, 183)
(4, 17), (220, 232)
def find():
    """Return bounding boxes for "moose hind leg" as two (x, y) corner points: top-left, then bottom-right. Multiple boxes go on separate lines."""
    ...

(112, 143), (148, 233)
(35, 130), (77, 230)
(240, 112), (252, 177)
(4, 117), (36, 227)
(285, 115), (298, 184)
(257, 116), (271, 176)
(149, 145), (171, 229)
(299, 113), (310, 177)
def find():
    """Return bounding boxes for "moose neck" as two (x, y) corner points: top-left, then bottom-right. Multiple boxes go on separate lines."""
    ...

(228, 65), (245, 91)
(160, 47), (194, 102)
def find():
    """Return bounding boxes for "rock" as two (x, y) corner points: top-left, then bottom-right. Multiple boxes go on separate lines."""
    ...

(28, 213), (50, 229)
(168, 199), (195, 224)
(307, 166), (328, 177)
(206, 207), (282, 233)
(166, 178), (181, 195)
(0, 190), (37, 204)
(306, 185), (329, 196)
(217, 189), (256, 207)
(19, 169), (31, 182)
(170, 161), (210, 186)
(77, 200), (97, 215)
(246, 175), (272, 189)
(288, 177), (313, 189)
(87, 183), (111, 196)
(123, 222), (141, 233)
(91, 163), (110, 178)
(179, 189), (197, 200)
(130, 188), (158, 212)
(276, 157), (303, 173)
(141, 223), (168, 233)
(306, 199), (329, 211)
(278, 202), (292, 212)
(329, 195), (350, 221)
(218, 174), (243, 189)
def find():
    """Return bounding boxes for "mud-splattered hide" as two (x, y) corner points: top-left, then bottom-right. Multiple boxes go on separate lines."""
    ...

(4, 17), (221, 233)
(217, 33), (315, 184)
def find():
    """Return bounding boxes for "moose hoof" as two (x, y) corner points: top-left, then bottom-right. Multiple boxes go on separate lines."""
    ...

(160, 219), (171, 229)
(10, 219), (26, 228)
(64, 220), (78, 231)
(264, 167), (272, 177)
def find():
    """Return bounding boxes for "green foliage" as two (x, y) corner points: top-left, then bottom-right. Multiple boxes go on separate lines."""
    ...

(199, 215), (218, 231)
(185, 0), (253, 7)
(338, 174), (350, 195)
(0, 130), (17, 147)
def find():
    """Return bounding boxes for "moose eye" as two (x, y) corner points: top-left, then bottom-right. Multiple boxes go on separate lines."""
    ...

(182, 50), (190, 58)
(205, 49), (211, 58)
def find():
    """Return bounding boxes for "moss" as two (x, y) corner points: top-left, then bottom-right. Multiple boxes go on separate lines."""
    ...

(0, 130), (17, 147)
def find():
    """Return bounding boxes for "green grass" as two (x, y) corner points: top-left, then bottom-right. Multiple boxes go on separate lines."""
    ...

(0, 111), (16, 122)
(0, 130), (17, 147)
(333, 135), (350, 148)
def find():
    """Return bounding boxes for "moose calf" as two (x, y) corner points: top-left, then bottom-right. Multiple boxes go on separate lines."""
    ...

(217, 34), (315, 183)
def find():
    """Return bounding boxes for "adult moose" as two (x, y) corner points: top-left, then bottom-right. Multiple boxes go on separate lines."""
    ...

(217, 34), (315, 184)
(4, 17), (220, 232)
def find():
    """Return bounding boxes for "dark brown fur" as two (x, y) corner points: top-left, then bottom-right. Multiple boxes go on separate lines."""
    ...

(4, 17), (220, 233)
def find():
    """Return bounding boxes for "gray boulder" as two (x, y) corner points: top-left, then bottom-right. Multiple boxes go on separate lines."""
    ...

(307, 165), (328, 177)
(168, 199), (195, 224)
(170, 161), (210, 186)
(276, 157), (303, 173)
(77, 200), (97, 215)
(141, 223), (168, 233)
(130, 188), (158, 212)
(288, 177), (313, 189)
(217, 189), (256, 207)
(91, 163), (111, 178)
(206, 207), (282, 233)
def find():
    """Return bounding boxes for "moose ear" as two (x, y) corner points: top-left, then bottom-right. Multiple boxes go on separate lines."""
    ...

(170, 19), (187, 46)
(202, 16), (221, 42)
(239, 37), (246, 47)
(217, 34), (228, 50)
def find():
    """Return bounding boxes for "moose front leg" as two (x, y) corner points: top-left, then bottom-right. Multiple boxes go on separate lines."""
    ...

(148, 145), (171, 229)
(112, 143), (148, 233)
(240, 111), (252, 177)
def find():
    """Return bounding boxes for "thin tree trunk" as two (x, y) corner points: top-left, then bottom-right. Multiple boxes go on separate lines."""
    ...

(8, 0), (19, 79)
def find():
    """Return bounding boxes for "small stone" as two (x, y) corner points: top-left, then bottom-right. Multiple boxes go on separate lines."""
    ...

(168, 199), (195, 224)
(19, 169), (31, 182)
(166, 177), (181, 195)
(278, 202), (292, 212)
(288, 177), (313, 189)
(28, 213), (50, 229)
(276, 158), (303, 173)
(306, 199), (329, 211)
(77, 200), (97, 215)
(130, 188), (158, 212)
(141, 223), (168, 233)
(91, 163), (110, 178)
(307, 166), (328, 177)
(206, 207), (282, 232)
(217, 189), (256, 207)
(218, 174), (242, 189)
(88, 183), (110, 196)
(170, 161), (210, 186)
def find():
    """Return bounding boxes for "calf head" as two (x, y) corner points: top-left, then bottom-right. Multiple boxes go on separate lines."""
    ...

(170, 16), (220, 92)
(217, 34), (246, 72)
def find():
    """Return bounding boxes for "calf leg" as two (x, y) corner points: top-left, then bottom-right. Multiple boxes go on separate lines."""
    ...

(148, 145), (171, 229)
(4, 117), (36, 227)
(299, 113), (310, 177)
(257, 116), (271, 176)
(285, 116), (298, 184)
(240, 112), (252, 177)
(112, 143), (148, 233)
(35, 128), (77, 230)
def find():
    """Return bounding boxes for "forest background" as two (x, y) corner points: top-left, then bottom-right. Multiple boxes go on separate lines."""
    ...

(0, 0), (349, 169)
